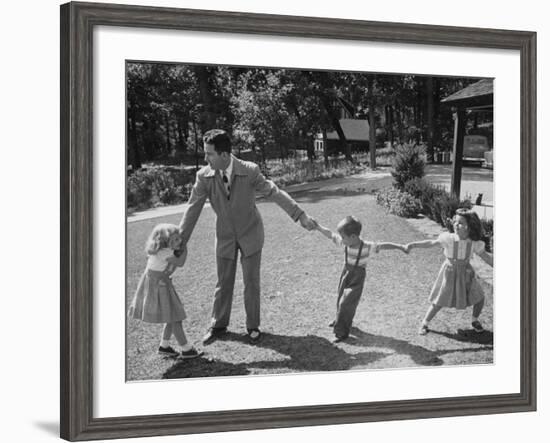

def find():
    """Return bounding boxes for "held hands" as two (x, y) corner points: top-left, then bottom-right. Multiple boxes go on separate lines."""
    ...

(299, 213), (317, 231)
(374, 242), (410, 254)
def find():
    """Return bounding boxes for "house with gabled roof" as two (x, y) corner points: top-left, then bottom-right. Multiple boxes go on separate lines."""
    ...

(314, 97), (371, 154)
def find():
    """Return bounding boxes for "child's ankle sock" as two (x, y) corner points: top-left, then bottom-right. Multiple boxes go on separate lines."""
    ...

(160, 339), (170, 348)
(472, 316), (479, 323)
(180, 344), (192, 352)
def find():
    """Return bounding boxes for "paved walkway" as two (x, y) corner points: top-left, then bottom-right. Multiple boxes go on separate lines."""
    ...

(128, 164), (493, 223)
(127, 167), (393, 223)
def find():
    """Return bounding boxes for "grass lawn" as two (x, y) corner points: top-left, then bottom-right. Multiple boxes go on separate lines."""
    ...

(126, 190), (493, 381)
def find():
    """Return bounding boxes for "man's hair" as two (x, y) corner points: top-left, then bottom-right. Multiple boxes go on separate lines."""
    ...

(203, 129), (231, 154)
(336, 216), (362, 237)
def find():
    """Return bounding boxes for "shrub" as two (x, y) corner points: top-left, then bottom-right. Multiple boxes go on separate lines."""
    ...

(376, 187), (422, 218)
(127, 169), (154, 208)
(391, 143), (425, 190)
(127, 167), (194, 209)
(481, 218), (494, 252)
(403, 178), (471, 227)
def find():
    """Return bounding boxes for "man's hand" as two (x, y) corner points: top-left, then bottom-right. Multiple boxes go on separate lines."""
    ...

(299, 213), (317, 231)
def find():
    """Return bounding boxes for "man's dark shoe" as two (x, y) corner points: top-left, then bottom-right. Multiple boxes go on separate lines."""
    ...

(471, 320), (485, 333)
(202, 327), (227, 345)
(247, 328), (262, 344)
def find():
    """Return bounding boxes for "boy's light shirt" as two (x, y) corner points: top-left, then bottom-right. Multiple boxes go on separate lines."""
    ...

(330, 233), (373, 268)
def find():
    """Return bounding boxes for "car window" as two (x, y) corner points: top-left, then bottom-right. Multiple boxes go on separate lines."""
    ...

(464, 136), (489, 147)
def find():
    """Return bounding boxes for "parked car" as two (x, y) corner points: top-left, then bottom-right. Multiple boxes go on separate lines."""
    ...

(483, 150), (494, 169)
(462, 135), (491, 166)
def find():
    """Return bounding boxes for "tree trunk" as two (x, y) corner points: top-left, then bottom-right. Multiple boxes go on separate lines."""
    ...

(176, 117), (187, 154)
(388, 105), (395, 145)
(367, 76), (377, 168)
(426, 76), (435, 163)
(164, 113), (171, 156)
(433, 78), (441, 148)
(128, 102), (142, 170)
(369, 107), (376, 168)
(193, 66), (217, 131)
(192, 119), (200, 173)
(322, 128), (329, 168)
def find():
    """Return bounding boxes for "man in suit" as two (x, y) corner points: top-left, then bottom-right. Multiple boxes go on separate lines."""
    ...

(178, 129), (316, 344)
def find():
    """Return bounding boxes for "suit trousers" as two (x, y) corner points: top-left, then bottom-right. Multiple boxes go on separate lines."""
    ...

(211, 247), (262, 330)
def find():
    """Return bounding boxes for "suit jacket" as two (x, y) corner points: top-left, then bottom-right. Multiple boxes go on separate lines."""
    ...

(179, 155), (304, 259)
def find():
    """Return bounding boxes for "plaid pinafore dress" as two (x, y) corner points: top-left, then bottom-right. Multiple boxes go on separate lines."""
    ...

(429, 239), (484, 309)
(128, 267), (187, 323)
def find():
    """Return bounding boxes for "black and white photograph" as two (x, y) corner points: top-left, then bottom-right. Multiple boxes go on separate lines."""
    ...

(50, 1), (540, 441)
(125, 62), (495, 381)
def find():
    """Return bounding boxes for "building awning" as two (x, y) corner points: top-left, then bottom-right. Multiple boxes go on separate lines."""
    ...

(441, 78), (494, 109)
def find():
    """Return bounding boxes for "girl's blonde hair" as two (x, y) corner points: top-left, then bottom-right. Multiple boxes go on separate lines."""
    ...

(145, 223), (180, 255)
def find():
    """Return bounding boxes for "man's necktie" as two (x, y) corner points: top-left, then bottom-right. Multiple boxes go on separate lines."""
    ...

(223, 172), (230, 200)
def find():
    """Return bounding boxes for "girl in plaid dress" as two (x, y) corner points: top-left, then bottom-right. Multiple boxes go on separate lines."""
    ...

(128, 223), (201, 359)
(407, 209), (493, 335)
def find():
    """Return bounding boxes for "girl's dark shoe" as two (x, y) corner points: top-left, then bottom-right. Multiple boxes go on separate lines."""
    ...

(179, 347), (203, 359)
(158, 346), (179, 356)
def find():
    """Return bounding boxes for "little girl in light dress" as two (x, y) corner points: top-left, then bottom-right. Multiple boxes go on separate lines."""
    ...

(407, 209), (493, 335)
(128, 223), (201, 359)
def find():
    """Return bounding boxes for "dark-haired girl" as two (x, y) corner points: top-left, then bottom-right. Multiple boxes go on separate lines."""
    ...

(406, 209), (493, 335)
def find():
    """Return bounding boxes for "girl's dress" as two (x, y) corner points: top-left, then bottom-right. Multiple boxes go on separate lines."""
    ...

(128, 248), (187, 323)
(429, 232), (485, 309)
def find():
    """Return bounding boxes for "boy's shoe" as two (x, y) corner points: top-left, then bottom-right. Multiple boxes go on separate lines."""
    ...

(328, 320), (336, 327)
(418, 324), (429, 335)
(158, 345), (179, 356)
(471, 320), (485, 333)
(202, 327), (228, 345)
(179, 347), (203, 359)
(247, 328), (262, 344)
(332, 335), (348, 343)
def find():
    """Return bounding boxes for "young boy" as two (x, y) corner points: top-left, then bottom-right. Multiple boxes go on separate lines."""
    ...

(315, 216), (406, 342)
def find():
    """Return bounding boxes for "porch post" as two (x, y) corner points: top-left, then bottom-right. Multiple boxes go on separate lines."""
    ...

(451, 108), (466, 199)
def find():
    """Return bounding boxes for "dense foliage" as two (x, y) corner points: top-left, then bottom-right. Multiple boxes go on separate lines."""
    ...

(127, 63), (485, 170)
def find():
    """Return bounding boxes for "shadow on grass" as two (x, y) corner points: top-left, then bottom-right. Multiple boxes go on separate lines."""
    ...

(162, 327), (494, 379)
(349, 327), (493, 365)
(163, 355), (251, 379)
(251, 332), (386, 372)
(430, 328), (494, 345)
(348, 327), (445, 366)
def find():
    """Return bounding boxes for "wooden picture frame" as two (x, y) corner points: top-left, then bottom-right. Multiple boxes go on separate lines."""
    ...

(60, 1), (536, 440)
